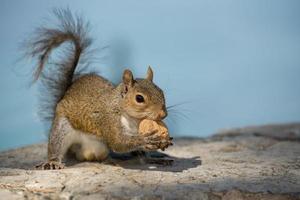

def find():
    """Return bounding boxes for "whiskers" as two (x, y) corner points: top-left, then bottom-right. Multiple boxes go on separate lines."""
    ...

(165, 101), (193, 130)
(142, 101), (193, 123)
(166, 101), (189, 110)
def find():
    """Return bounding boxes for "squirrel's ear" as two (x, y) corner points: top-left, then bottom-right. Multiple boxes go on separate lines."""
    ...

(123, 69), (134, 87)
(146, 66), (153, 82)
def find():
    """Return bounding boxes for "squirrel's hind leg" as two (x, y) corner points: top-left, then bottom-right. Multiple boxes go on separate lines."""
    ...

(71, 133), (109, 162)
(36, 117), (76, 170)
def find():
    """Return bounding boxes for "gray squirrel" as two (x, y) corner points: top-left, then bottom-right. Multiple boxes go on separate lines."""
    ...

(25, 9), (172, 170)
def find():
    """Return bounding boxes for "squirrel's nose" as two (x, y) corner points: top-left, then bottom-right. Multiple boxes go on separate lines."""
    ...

(158, 109), (168, 120)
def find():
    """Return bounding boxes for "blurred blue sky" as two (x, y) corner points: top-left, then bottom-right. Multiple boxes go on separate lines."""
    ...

(1, 0), (300, 150)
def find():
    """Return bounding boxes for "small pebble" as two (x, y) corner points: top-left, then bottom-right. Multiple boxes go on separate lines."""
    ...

(149, 166), (157, 169)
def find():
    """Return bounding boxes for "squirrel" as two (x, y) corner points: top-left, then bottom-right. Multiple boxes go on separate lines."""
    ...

(25, 9), (172, 170)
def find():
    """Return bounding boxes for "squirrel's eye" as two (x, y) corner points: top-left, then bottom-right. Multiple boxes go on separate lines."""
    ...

(135, 94), (145, 103)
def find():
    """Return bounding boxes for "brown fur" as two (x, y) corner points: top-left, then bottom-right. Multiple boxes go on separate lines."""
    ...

(28, 9), (170, 170)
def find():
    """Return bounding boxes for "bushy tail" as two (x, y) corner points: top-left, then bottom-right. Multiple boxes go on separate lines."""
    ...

(25, 8), (92, 121)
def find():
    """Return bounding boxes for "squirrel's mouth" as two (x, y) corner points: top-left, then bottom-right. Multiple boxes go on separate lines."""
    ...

(125, 109), (167, 121)
(146, 112), (167, 121)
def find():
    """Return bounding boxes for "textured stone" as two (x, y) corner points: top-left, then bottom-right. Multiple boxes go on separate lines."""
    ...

(0, 123), (300, 199)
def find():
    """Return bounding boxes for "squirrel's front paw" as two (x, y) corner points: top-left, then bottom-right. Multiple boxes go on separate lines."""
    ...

(35, 161), (65, 170)
(142, 131), (173, 151)
(159, 137), (173, 151)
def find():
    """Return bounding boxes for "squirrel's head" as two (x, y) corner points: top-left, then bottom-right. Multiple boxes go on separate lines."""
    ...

(120, 66), (167, 121)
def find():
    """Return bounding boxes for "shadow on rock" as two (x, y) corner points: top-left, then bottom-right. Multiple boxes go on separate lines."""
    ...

(103, 151), (202, 172)
(52, 151), (202, 172)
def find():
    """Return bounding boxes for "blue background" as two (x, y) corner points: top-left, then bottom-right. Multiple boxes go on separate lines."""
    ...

(1, 0), (300, 150)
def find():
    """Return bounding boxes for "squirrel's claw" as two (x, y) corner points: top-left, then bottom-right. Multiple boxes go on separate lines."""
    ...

(35, 161), (65, 170)
(159, 139), (173, 150)
(142, 133), (173, 151)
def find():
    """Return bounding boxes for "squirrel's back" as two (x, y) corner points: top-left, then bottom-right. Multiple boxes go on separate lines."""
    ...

(65, 74), (115, 101)
(56, 74), (120, 135)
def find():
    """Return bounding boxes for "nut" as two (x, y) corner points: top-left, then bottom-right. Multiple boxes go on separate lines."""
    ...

(139, 119), (169, 138)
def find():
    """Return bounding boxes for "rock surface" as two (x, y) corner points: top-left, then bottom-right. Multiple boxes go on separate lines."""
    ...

(1, 123), (300, 199)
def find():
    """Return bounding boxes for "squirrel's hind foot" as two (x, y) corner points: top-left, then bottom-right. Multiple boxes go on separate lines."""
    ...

(35, 161), (65, 170)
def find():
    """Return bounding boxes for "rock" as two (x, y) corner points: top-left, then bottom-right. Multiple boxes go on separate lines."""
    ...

(1, 123), (300, 199)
